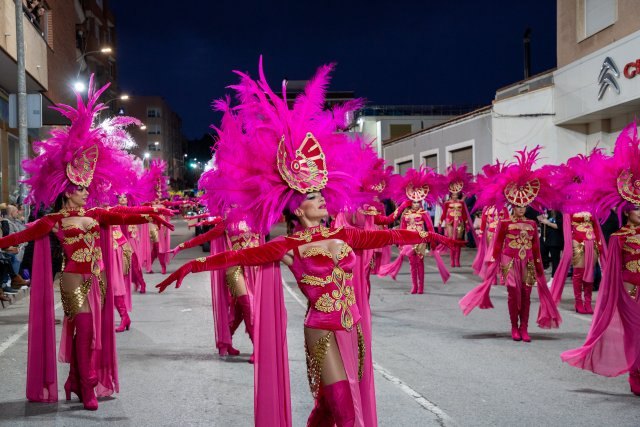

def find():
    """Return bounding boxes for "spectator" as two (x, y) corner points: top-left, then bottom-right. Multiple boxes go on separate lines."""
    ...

(539, 210), (563, 277)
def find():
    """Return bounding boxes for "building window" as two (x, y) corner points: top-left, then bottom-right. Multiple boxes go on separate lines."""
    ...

(579, 0), (617, 39)
(396, 160), (413, 176)
(147, 124), (161, 135)
(388, 124), (413, 141)
(148, 143), (161, 152)
(422, 154), (438, 171)
(450, 147), (473, 171)
(147, 108), (161, 118)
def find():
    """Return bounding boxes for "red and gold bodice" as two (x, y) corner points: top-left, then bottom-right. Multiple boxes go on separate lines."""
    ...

(125, 224), (139, 241)
(112, 225), (128, 250)
(289, 234), (360, 331)
(56, 219), (103, 275)
(570, 212), (597, 243)
(401, 209), (428, 232)
(614, 226), (640, 287)
(494, 218), (539, 262)
(226, 220), (260, 250)
(443, 201), (467, 224)
(483, 205), (509, 234)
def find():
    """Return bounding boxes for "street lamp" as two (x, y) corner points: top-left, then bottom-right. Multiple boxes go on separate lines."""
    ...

(75, 46), (113, 79)
(73, 81), (86, 92)
(144, 152), (150, 159)
(140, 125), (147, 130)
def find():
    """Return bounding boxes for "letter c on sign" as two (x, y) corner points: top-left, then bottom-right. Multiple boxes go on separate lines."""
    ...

(624, 61), (638, 79)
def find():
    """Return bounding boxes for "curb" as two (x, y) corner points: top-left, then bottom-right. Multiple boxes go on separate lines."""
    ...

(0, 286), (30, 310)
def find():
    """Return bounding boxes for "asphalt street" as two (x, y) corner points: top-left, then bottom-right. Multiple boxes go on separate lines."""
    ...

(0, 219), (638, 426)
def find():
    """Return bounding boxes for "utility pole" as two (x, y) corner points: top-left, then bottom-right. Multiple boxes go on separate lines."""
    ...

(14, 1), (29, 206)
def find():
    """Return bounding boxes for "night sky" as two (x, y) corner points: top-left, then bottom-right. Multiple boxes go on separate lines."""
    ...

(111, 1), (556, 144)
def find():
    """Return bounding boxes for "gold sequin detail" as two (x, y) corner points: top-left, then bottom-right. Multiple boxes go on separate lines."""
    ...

(196, 257), (207, 262)
(301, 274), (332, 287)
(305, 332), (333, 398)
(625, 260), (640, 273)
(506, 224), (534, 260)
(63, 230), (99, 246)
(290, 226), (342, 243)
(335, 243), (352, 261)
(500, 259), (514, 283)
(312, 266), (355, 330)
(629, 285), (638, 300)
(59, 273), (106, 318)
(302, 247), (333, 259)
(525, 261), (537, 286)
(357, 323), (365, 381)
(225, 266), (244, 297)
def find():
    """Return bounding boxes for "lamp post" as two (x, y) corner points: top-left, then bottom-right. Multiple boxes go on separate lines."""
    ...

(75, 47), (112, 79)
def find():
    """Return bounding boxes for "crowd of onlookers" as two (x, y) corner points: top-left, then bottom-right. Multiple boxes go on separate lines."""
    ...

(0, 203), (31, 303)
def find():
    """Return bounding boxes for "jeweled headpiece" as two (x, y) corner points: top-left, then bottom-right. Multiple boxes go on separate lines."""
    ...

(22, 75), (139, 208)
(392, 166), (446, 205)
(482, 147), (552, 211)
(445, 163), (474, 194)
(198, 57), (369, 233)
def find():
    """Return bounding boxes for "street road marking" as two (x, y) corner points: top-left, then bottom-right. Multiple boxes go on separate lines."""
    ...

(282, 277), (456, 426)
(0, 302), (62, 357)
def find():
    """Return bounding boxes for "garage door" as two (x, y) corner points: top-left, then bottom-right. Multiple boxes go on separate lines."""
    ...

(397, 160), (413, 175)
(450, 146), (473, 171)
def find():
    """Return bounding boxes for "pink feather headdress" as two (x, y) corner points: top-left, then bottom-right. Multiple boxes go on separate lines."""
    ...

(480, 146), (553, 211)
(139, 159), (169, 203)
(581, 122), (640, 223)
(359, 148), (396, 200)
(392, 166), (446, 205)
(23, 75), (139, 208)
(444, 162), (475, 195)
(199, 58), (370, 234)
(545, 149), (609, 213)
(473, 160), (508, 211)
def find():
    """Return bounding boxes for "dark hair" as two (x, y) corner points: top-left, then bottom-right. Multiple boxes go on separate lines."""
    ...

(53, 193), (69, 213)
(283, 207), (299, 236)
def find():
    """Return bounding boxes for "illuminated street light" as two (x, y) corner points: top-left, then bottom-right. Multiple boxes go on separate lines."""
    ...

(184, 154), (188, 158)
(140, 125), (147, 130)
(120, 94), (130, 101)
(144, 152), (150, 159)
(190, 163), (197, 169)
(100, 47), (113, 53)
(73, 81), (86, 92)
(154, 141), (160, 146)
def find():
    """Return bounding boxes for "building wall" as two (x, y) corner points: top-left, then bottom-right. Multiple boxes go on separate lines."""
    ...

(356, 115), (456, 155)
(382, 112), (492, 175)
(558, 0), (640, 68)
(0, 0), (49, 89)
(45, 0), (78, 105)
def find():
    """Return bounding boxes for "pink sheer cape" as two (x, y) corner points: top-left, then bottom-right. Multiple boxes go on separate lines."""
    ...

(561, 235), (640, 376)
(158, 224), (171, 268)
(551, 214), (607, 304)
(138, 223), (152, 272)
(210, 234), (233, 351)
(253, 262), (291, 426)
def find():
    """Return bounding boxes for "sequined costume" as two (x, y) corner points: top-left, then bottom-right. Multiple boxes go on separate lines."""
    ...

(158, 225), (457, 426)
(472, 205), (510, 278)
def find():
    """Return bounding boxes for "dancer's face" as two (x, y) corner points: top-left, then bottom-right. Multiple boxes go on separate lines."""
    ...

(411, 201), (421, 210)
(451, 192), (460, 200)
(513, 206), (526, 218)
(627, 208), (640, 226)
(118, 194), (128, 206)
(295, 191), (328, 224)
(65, 186), (89, 208)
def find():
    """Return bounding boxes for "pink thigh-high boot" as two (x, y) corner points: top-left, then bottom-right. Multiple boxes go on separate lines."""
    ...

(64, 336), (82, 401)
(131, 253), (146, 293)
(150, 242), (159, 272)
(75, 313), (98, 411)
(507, 286), (521, 341)
(572, 267), (586, 314)
(583, 279), (594, 314)
(307, 388), (335, 427)
(114, 295), (131, 333)
(235, 295), (255, 364)
(322, 380), (355, 427)
(416, 256), (425, 294)
(519, 285), (533, 343)
(629, 368), (640, 396)
(408, 254), (419, 294)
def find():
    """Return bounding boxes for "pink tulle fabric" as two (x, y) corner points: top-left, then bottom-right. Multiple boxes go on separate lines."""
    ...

(210, 234), (233, 351)
(561, 235), (640, 376)
(391, 166), (447, 205)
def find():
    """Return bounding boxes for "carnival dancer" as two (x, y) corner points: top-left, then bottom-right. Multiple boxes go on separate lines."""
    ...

(561, 122), (640, 396)
(377, 166), (451, 294)
(471, 162), (510, 279)
(118, 192), (148, 294)
(144, 160), (172, 274)
(0, 77), (172, 410)
(441, 163), (476, 267)
(459, 147), (561, 342)
(547, 152), (608, 314)
(156, 59), (463, 426)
